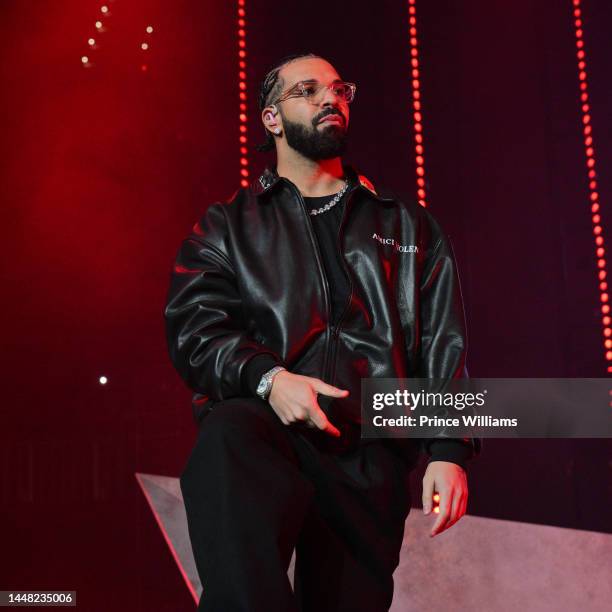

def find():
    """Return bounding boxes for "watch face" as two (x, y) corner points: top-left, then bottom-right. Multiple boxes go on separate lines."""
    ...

(257, 379), (267, 394)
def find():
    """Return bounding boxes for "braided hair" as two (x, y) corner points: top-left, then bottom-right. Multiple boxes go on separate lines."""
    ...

(255, 52), (322, 153)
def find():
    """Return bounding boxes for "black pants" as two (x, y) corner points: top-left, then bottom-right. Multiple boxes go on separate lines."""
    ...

(179, 397), (417, 612)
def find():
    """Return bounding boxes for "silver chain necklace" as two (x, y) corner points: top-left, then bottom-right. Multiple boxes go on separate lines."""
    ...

(308, 180), (349, 216)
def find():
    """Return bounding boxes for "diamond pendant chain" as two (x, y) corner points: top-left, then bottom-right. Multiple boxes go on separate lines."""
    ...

(308, 181), (349, 216)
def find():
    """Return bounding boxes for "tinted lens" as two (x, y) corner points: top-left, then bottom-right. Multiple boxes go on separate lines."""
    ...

(332, 83), (351, 100)
(302, 83), (318, 97)
(335, 83), (355, 103)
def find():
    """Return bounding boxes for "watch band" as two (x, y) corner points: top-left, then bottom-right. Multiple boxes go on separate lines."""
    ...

(256, 365), (286, 400)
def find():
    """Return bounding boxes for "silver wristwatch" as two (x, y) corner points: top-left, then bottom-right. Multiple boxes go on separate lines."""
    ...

(256, 365), (286, 400)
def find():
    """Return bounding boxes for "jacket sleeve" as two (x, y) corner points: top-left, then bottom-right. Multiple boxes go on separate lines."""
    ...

(164, 203), (286, 400)
(415, 215), (482, 468)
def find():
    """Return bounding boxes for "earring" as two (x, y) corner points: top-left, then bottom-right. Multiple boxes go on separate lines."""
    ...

(274, 128), (281, 134)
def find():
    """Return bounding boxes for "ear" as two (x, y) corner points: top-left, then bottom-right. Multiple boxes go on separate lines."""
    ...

(261, 104), (281, 135)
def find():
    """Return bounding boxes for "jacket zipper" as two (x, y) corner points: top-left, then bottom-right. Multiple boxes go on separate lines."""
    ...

(290, 181), (356, 384)
(290, 184), (334, 380)
(328, 193), (355, 384)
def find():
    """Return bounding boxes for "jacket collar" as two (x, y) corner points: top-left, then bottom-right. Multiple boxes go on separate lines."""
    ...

(250, 163), (395, 202)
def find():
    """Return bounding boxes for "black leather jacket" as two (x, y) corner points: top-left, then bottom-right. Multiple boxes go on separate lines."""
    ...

(164, 163), (481, 462)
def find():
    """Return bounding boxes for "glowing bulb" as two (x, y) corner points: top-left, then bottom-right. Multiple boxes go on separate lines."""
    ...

(141, 42), (149, 50)
(101, 5), (108, 14)
(95, 21), (102, 29)
(81, 56), (89, 64)
(88, 38), (95, 46)
(99, 376), (108, 385)
(146, 25), (153, 33)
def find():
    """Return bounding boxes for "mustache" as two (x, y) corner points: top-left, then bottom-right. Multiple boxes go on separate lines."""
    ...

(316, 110), (345, 125)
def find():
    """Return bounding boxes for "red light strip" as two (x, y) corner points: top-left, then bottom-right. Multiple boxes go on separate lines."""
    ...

(407, 0), (427, 207)
(236, 0), (249, 188)
(571, 0), (611, 372)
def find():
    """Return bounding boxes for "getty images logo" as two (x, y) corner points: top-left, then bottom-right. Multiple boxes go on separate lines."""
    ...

(372, 233), (419, 253)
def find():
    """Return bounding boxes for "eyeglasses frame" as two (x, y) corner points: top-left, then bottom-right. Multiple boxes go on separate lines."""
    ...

(271, 80), (357, 106)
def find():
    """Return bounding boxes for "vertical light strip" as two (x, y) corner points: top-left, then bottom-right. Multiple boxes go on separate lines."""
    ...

(407, 0), (427, 207)
(236, 0), (250, 188)
(571, 0), (611, 372)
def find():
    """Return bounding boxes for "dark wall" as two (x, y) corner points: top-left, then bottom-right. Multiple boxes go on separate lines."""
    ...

(1, 0), (611, 609)
(413, 0), (612, 532)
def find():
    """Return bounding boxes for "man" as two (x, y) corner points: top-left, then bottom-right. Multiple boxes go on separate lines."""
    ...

(164, 52), (481, 612)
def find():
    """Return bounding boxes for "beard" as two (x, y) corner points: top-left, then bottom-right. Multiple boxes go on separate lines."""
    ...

(281, 112), (348, 160)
